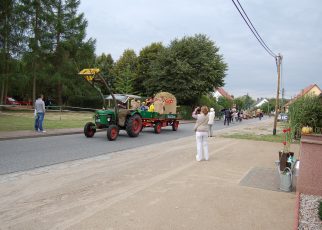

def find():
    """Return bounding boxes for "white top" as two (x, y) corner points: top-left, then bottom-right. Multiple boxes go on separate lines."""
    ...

(208, 111), (215, 125)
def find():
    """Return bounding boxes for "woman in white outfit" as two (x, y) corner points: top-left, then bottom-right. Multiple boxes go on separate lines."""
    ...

(208, 108), (215, 137)
(192, 106), (209, 161)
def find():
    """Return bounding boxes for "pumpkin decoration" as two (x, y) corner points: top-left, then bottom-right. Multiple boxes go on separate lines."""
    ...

(301, 126), (313, 135)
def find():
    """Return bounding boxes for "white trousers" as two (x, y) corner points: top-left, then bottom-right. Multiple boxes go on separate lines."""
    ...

(195, 132), (209, 161)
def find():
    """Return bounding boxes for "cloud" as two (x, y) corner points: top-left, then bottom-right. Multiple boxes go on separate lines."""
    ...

(79, 0), (322, 99)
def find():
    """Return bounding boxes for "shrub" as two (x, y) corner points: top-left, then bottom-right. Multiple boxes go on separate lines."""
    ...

(177, 105), (193, 120)
(288, 94), (322, 139)
(319, 201), (322, 221)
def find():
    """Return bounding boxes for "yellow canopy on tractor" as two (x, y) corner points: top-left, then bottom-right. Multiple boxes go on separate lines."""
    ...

(78, 68), (100, 81)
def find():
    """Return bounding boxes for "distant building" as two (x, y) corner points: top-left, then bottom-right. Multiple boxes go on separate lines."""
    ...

(212, 87), (233, 101)
(254, 98), (268, 107)
(284, 84), (321, 111)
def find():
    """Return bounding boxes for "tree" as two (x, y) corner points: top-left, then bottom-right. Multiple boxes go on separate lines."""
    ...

(143, 34), (227, 105)
(239, 94), (255, 110)
(0, 0), (25, 104)
(217, 96), (233, 109)
(113, 49), (138, 94)
(233, 97), (245, 110)
(95, 53), (114, 89)
(49, 0), (95, 104)
(19, 0), (54, 103)
(136, 42), (165, 95)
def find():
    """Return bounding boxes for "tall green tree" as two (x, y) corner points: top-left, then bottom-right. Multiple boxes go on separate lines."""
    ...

(239, 94), (255, 110)
(136, 42), (165, 95)
(95, 53), (114, 90)
(19, 0), (54, 103)
(0, 0), (25, 103)
(144, 34), (227, 105)
(233, 97), (245, 110)
(217, 96), (233, 109)
(49, 0), (95, 104)
(113, 49), (137, 94)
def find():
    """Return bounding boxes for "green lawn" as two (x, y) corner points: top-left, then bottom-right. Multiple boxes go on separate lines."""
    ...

(0, 111), (94, 131)
(221, 133), (284, 143)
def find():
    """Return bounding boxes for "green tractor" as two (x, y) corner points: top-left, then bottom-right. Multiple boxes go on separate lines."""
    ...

(78, 69), (142, 141)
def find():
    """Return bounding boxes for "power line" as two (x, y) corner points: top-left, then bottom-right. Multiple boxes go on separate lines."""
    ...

(235, 0), (277, 57)
(231, 0), (277, 58)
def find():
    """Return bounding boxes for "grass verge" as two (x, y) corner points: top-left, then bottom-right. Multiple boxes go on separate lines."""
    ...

(0, 111), (94, 131)
(221, 133), (284, 143)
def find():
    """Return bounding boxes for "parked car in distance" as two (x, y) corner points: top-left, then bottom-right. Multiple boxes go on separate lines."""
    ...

(5, 97), (20, 105)
(277, 113), (288, 121)
(19, 100), (32, 106)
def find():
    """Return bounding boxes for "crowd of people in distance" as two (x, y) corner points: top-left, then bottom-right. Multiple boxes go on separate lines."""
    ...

(222, 108), (243, 126)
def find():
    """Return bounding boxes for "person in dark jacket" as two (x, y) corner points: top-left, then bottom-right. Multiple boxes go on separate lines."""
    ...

(224, 109), (231, 126)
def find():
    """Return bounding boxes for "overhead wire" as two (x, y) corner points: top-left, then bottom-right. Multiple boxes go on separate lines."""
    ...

(231, 0), (277, 58)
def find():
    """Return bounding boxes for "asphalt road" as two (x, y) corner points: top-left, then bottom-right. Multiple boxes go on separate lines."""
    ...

(0, 117), (268, 175)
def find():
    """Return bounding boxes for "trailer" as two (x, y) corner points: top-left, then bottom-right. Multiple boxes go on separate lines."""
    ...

(140, 92), (180, 134)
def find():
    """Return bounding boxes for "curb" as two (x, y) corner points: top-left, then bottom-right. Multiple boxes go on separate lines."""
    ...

(0, 130), (84, 141)
(294, 191), (300, 230)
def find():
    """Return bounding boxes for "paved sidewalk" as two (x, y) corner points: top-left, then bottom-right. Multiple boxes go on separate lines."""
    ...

(0, 119), (299, 230)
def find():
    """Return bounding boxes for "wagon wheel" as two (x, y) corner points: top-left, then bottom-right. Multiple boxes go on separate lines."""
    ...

(172, 121), (179, 131)
(126, 114), (142, 137)
(107, 125), (119, 141)
(154, 122), (162, 134)
(84, 122), (96, 137)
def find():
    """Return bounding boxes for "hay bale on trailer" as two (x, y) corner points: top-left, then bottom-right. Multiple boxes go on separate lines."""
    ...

(154, 92), (177, 114)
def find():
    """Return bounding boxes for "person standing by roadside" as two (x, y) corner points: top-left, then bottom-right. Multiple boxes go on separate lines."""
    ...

(192, 106), (209, 161)
(208, 108), (215, 137)
(224, 108), (231, 126)
(34, 94), (46, 133)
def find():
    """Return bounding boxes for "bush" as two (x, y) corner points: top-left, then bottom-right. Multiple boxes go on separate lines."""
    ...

(319, 201), (322, 221)
(197, 94), (223, 118)
(288, 94), (322, 139)
(177, 105), (193, 120)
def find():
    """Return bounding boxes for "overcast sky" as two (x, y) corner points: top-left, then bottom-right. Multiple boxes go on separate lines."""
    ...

(79, 0), (322, 99)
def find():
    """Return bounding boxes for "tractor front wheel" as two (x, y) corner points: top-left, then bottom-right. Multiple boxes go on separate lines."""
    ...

(84, 122), (96, 138)
(107, 125), (119, 141)
(126, 114), (142, 137)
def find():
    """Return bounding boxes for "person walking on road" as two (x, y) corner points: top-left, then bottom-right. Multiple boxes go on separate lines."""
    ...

(34, 94), (46, 133)
(208, 108), (215, 137)
(192, 106), (209, 161)
(224, 109), (231, 126)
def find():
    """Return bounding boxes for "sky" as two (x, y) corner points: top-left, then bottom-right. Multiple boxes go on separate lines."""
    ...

(79, 0), (322, 100)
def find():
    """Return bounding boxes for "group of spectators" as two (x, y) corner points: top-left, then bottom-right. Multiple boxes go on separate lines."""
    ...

(223, 108), (243, 126)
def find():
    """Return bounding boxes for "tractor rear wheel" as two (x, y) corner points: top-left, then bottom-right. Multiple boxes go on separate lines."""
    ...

(126, 114), (142, 137)
(84, 122), (96, 137)
(107, 125), (119, 141)
(154, 122), (162, 134)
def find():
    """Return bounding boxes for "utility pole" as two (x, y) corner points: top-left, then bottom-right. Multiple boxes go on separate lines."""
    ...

(281, 88), (285, 112)
(273, 54), (282, 135)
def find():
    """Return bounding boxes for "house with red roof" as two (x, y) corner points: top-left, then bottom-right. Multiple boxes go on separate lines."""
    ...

(212, 87), (233, 101)
(284, 84), (321, 110)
